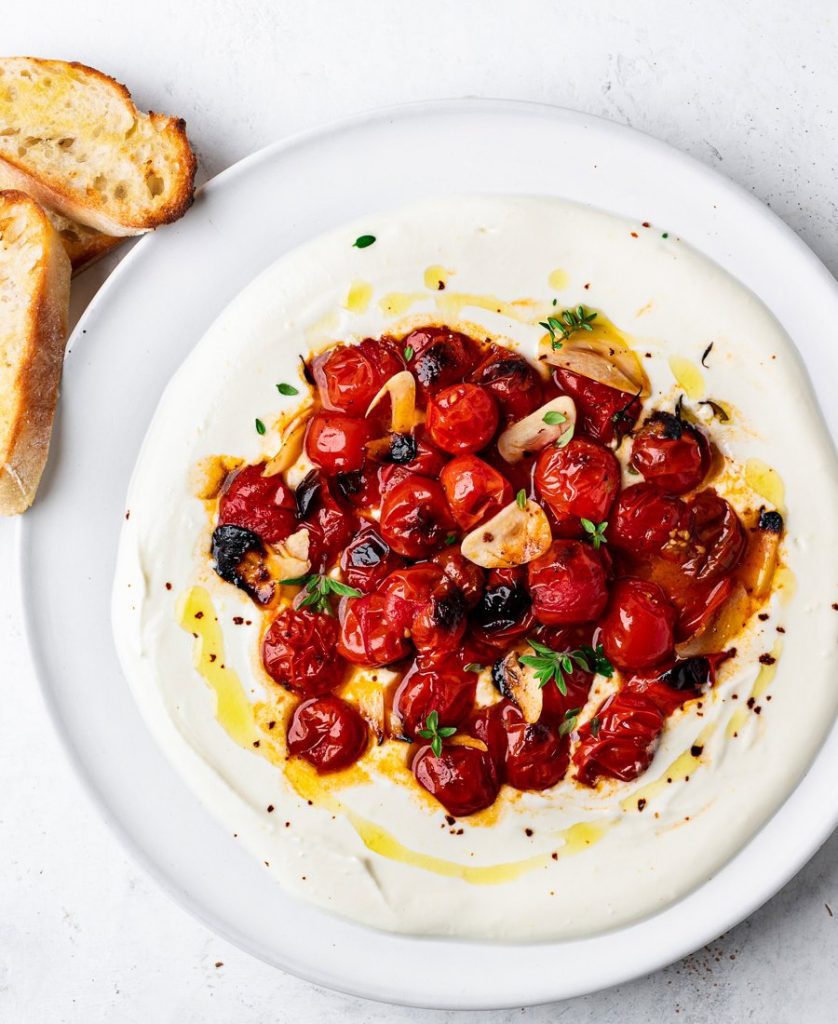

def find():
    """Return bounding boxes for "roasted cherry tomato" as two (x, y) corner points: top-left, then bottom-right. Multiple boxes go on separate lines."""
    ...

(297, 472), (358, 572)
(262, 607), (344, 694)
(304, 412), (374, 475)
(431, 547), (485, 608)
(412, 743), (499, 817)
(381, 564), (467, 661)
(287, 695), (369, 773)
(379, 476), (455, 558)
(630, 412), (711, 494)
(470, 569), (534, 652)
(469, 348), (544, 424)
(626, 655), (716, 716)
(553, 368), (641, 444)
(573, 690), (664, 787)
(334, 465), (381, 512)
(496, 701), (571, 791)
(529, 623), (598, 721)
(598, 577), (676, 671)
(681, 489), (746, 581)
(535, 438), (620, 533)
(393, 659), (476, 738)
(337, 593), (411, 666)
(528, 540), (609, 625)
(608, 483), (692, 558)
(440, 454), (513, 530)
(339, 525), (404, 593)
(426, 383), (500, 455)
(404, 326), (482, 395)
(674, 575), (734, 642)
(218, 462), (297, 545)
(311, 337), (404, 416)
(377, 427), (447, 496)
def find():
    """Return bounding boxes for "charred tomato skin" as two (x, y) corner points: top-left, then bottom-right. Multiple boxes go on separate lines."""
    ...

(262, 607), (344, 695)
(380, 564), (467, 661)
(287, 695), (369, 773)
(412, 743), (499, 817)
(218, 462), (297, 545)
(425, 383), (500, 455)
(630, 412), (711, 494)
(528, 540), (610, 625)
(304, 412), (374, 475)
(379, 476), (456, 558)
(405, 326), (482, 395)
(440, 454), (513, 530)
(377, 427), (448, 496)
(339, 525), (404, 593)
(311, 337), (404, 416)
(553, 368), (641, 444)
(431, 547), (486, 608)
(535, 437), (621, 533)
(599, 577), (677, 671)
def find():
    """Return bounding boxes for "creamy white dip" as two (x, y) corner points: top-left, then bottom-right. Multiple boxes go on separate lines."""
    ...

(112, 196), (838, 940)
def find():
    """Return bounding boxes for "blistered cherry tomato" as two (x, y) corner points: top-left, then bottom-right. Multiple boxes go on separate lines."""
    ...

(218, 462), (297, 545)
(682, 490), (746, 581)
(334, 465), (381, 512)
(405, 326), (482, 395)
(630, 412), (711, 494)
(297, 472), (357, 572)
(497, 702), (570, 791)
(626, 656), (716, 716)
(608, 483), (691, 557)
(412, 744), (499, 817)
(337, 593), (411, 666)
(262, 608), (344, 694)
(599, 577), (676, 671)
(431, 547), (485, 608)
(470, 570), (534, 652)
(440, 454), (513, 530)
(339, 525), (404, 593)
(393, 659), (476, 738)
(528, 540), (609, 625)
(305, 412), (373, 475)
(379, 476), (455, 558)
(287, 696), (368, 773)
(311, 338), (404, 416)
(535, 438), (620, 532)
(381, 564), (467, 662)
(573, 690), (664, 787)
(426, 383), (500, 455)
(469, 348), (544, 424)
(553, 368), (641, 444)
(377, 427), (447, 496)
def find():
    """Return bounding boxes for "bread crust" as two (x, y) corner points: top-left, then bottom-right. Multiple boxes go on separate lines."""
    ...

(0, 58), (197, 237)
(0, 190), (71, 515)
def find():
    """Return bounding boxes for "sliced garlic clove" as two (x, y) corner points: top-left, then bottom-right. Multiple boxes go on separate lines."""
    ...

(497, 397), (576, 463)
(366, 370), (417, 434)
(539, 334), (650, 398)
(461, 498), (552, 568)
(272, 528), (311, 581)
(262, 407), (311, 477)
(495, 650), (543, 723)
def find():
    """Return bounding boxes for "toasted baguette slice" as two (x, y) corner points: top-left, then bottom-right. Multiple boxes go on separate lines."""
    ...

(0, 58), (196, 237)
(0, 189), (71, 515)
(0, 160), (123, 274)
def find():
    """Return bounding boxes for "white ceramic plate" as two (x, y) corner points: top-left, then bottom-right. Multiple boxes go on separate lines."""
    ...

(18, 100), (838, 1009)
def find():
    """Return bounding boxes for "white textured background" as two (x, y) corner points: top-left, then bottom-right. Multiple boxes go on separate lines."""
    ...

(1, 2), (837, 1021)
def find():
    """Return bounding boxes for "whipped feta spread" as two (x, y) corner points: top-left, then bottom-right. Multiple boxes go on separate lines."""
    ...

(112, 196), (837, 939)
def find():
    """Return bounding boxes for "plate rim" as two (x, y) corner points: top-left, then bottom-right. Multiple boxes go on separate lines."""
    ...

(16, 97), (838, 1009)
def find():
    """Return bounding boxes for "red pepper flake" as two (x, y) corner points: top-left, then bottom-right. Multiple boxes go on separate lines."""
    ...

(583, 282), (591, 290)
(776, 626), (785, 633)
(754, 705), (762, 715)
(832, 603), (838, 611)
(747, 697), (755, 709)
(637, 798), (647, 811)
(642, 221), (650, 228)
(690, 745), (704, 757)
(194, 611), (204, 620)
(525, 828), (534, 837)
(245, 620), (252, 626)
(253, 739), (261, 748)
(165, 582), (172, 591)
(630, 231), (639, 238)
(125, 510), (131, 520)
(285, 821), (291, 828)
(267, 720), (276, 730)
(215, 962), (223, 968)
(445, 814), (456, 826)
(266, 804), (274, 813)
(233, 616), (244, 625)
(208, 654), (217, 663)
(759, 653), (776, 665)
(551, 852), (558, 860)
(758, 612), (769, 621)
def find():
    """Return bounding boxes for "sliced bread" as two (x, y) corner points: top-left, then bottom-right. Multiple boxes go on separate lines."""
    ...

(0, 58), (197, 237)
(0, 189), (71, 515)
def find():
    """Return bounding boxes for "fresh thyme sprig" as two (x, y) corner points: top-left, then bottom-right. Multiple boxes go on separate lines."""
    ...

(520, 639), (614, 695)
(558, 706), (583, 737)
(539, 305), (597, 350)
(279, 573), (362, 615)
(580, 518), (608, 550)
(417, 710), (456, 757)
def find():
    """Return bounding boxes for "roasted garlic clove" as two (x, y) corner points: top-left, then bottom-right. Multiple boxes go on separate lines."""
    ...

(497, 396), (576, 463)
(461, 498), (552, 568)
